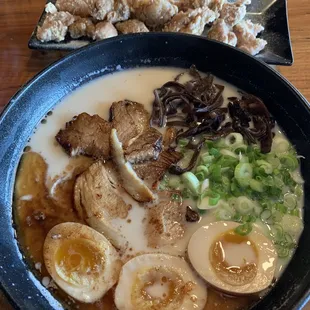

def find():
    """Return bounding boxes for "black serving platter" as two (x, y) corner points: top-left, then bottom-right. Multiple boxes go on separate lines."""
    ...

(1, 34), (309, 309)
(28, 0), (293, 66)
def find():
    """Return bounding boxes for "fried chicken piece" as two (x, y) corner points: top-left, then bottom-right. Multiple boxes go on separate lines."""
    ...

(115, 19), (149, 34)
(55, 0), (95, 17)
(93, 21), (118, 40)
(209, 0), (226, 14)
(163, 7), (217, 35)
(106, 0), (131, 23)
(208, 18), (237, 46)
(234, 19), (267, 55)
(37, 12), (75, 42)
(91, 0), (114, 20)
(132, 0), (178, 28)
(220, 1), (248, 26)
(45, 2), (58, 14)
(170, 0), (212, 10)
(68, 17), (95, 38)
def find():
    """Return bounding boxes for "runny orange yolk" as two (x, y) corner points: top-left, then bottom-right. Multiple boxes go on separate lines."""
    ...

(55, 239), (105, 285)
(210, 230), (258, 286)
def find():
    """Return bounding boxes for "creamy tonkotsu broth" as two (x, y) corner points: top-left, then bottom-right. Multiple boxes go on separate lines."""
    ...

(14, 67), (304, 310)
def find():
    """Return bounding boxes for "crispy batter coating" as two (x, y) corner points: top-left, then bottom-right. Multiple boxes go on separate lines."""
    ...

(132, 0), (178, 28)
(234, 19), (267, 55)
(208, 18), (237, 46)
(93, 21), (118, 40)
(55, 0), (95, 17)
(115, 19), (149, 34)
(69, 17), (95, 38)
(220, 1), (247, 26)
(37, 11), (75, 42)
(107, 0), (131, 23)
(163, 7), (217, 35)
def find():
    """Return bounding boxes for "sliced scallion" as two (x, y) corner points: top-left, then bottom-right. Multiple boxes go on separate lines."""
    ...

(260, 209), (273, 224)
(234, 223), (253, 236)
(181, 172), (200, 196)
(249, 179), (264, 192)
(284, 193), (297, 210)
(234, 163), (253, 187)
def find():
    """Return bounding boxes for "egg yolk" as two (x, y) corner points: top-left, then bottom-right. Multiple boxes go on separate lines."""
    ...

(131, 267), (193, 309)
(55, 239), (105, 286)
(210, 230), (258, 286)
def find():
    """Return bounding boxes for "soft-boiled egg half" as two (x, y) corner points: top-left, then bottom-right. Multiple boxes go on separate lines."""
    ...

(114, 253), (207, 310)
(188, 221), (277, 295)
(44, 222), (121, 303)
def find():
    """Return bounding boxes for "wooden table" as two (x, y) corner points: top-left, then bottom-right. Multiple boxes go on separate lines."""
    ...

(0, 0), (309, 309)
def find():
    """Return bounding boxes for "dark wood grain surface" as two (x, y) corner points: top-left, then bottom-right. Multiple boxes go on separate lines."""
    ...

(0, 0), (309, 309)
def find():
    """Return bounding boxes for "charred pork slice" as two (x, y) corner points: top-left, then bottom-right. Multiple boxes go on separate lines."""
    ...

(74, 161), (130, 249)
(56, 113), (111, 159)
(125, 128), (163, 164)
(110, 100), (150, 148)
(133, 150), (183, 185)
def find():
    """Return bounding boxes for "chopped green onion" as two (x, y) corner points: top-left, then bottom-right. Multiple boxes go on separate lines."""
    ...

(243, 214), (257, 223)
(178, 138), (189, 147)
(200, 179), (210, 193)
(209, 148), (220, 157)
(210, 164), (221, 182)
(272, 210), (283, 223)
(234, 163), (253, 187)
(275, 203), (288, 214)
(276, 245), (290, 258)
(232, 212), (243, 223)
(198, 196), (218, 210)
(235, 196), (254, 215)
(280, 155), (299, 171)
(266, 154), (281, 168)
(256, 160), (273, 174)
(294, 184), (303, 198)
(196, 165), (209, 177)
(234, 145), (247, 155)
(195, 172), (205, 181)
(273, 137), (290, 153)
(234, 223), (253, 236)
(284, 193), (297, 210)
(181, 172), (200, 195)
(208, 192), (221, 206)
(249, 179), (264, 192)
(215, 203), (235, 221)
(225, 133), (244, 147)
(260, 209), (273, 224)
(289, 209), (300, 217)
(269, 224), (283, 240)
(201, 154), (214, 165)
(220, 149), (239, 159)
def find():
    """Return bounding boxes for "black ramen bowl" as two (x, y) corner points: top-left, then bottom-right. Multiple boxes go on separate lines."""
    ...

(0, 33), (309, 310)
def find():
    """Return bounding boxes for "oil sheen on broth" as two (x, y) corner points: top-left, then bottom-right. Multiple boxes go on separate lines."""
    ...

(14, 67), (304, 310)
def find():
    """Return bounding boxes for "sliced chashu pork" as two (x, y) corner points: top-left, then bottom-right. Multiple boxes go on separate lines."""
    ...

(74, 161), (131, 248)
(56, 113), (111, 159)
(56, 101), (162, 163)
(125, 127), (162, 164)
(133, 149), (183, 186)
(146, 200), (186, 248)
(110, 128), (156, 202)
(110, 100), (150, 148)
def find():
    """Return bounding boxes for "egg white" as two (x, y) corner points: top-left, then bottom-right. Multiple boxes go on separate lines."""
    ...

(43, 222), (121, 303)
(188, 221), (277, 295)
(114, 253), (207, 310)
